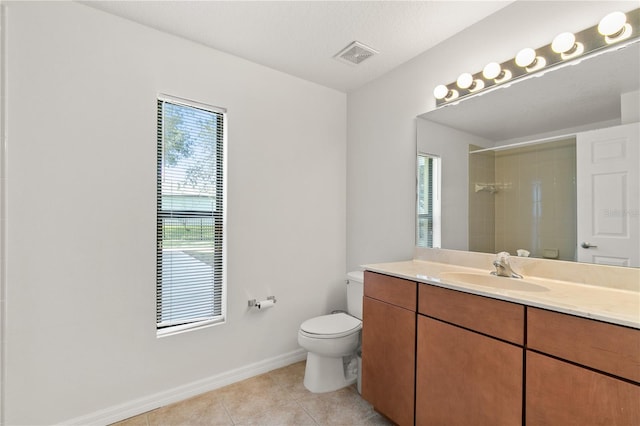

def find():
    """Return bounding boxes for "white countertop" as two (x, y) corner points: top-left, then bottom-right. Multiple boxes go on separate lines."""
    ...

(363, 259), (640, 329)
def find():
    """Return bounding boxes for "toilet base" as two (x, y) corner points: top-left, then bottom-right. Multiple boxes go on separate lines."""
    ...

(303, 352), (357, 393)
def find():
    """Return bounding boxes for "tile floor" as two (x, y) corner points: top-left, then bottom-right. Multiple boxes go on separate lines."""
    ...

(112, 361), (393, 426)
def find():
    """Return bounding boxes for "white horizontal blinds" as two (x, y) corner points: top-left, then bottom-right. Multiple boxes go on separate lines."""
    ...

(417, 155), (434, 247)
(156, 97), (225, 330)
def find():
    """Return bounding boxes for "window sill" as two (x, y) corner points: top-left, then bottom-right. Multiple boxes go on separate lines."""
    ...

(157, 317), (225, 338)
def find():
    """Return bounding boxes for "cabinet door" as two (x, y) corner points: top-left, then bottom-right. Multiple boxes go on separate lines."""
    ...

(527, 351), (640, 426)
(416, 316), (523, 426)
(364, 271), (416, 310)
(419, 284), (524, 345)
(528, 307), (640, 383)
(361, 296), (415, 426)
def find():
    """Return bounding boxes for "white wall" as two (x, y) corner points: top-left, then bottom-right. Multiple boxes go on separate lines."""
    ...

(3, 2), (346, 424)
(622, 90), (640, 124)
(346, 0), (639, 271)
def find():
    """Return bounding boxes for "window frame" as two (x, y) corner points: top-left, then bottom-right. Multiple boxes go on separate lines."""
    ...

(156, 94), (227, 337)
(417, 153), (441, 248)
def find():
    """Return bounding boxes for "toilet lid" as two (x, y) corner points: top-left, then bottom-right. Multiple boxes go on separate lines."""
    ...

(300, 313), (362, 337)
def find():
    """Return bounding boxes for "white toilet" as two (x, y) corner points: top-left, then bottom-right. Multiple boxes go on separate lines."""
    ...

(298, 271), (364, 393)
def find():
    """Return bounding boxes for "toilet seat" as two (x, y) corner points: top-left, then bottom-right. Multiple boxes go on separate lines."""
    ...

(299, 313), (362, 339)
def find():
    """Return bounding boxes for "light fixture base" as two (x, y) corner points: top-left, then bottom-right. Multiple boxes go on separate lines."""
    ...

(434, 7), (639, 107)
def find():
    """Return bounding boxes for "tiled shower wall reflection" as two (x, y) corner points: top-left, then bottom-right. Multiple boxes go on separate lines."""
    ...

(469, 139), (577, 261)
(469, 146), (496, 254)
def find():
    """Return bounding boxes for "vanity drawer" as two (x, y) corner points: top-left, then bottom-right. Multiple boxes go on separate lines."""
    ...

(419, 284), (524, 345)
(364, 271), (416, 311)
(528, 308), (640, 383)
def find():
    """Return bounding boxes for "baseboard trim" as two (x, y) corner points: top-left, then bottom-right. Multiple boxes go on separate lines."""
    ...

(60, 348), (307, 426)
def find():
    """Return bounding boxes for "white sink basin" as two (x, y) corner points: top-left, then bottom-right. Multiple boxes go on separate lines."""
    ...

(440, 272), (548, 292)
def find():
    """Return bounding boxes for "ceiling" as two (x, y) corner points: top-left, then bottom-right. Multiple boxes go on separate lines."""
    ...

(81, 1), (514, 93)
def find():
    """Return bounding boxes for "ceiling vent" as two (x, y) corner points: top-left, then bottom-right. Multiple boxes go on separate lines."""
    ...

(334, 41), (378, 66)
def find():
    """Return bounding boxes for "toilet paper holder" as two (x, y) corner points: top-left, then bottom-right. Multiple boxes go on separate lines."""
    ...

(248, 296), (277, 308)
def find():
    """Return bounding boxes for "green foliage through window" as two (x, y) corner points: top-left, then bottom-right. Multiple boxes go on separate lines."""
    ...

(156, 96), (226, 332)
(417, 154), (441, 248)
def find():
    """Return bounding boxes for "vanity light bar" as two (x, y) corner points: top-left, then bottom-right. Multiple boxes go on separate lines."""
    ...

(433, 8), (640, 106)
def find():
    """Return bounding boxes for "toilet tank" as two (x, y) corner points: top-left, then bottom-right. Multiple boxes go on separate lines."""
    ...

(346, 271), (364, 319)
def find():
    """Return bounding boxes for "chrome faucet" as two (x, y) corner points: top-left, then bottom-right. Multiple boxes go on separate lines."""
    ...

(491, 252), (523, 279)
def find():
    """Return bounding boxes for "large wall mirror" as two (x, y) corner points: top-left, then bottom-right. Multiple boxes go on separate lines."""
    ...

(417, 39), (640, 267)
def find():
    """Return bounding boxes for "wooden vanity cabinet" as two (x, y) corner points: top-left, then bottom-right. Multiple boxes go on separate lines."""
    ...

(361, 271), (416, 426)
(416, 284), (525, 426)
(362, 270), (639, 426)
(526, 308), (640, 425)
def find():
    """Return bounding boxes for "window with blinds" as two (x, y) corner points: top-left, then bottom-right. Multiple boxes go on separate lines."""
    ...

(417, 154), (441, 248)
(156, 95), (226, 334)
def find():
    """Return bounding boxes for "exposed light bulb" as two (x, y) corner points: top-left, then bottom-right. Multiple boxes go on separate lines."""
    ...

(598, 11), (626, 36)
(433, 85), (449, 100)
(516, 48), (546, 72)
(482, 62), (501, 79)
(552, 32), (584, 60)
(456, 73), (474, 89)
(482, 62), (512, 83)
(598, 11), (632, 44)
(433, 85), (458, 102)
(515, 48), (536, 67)
(552, 32), (576, 53)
